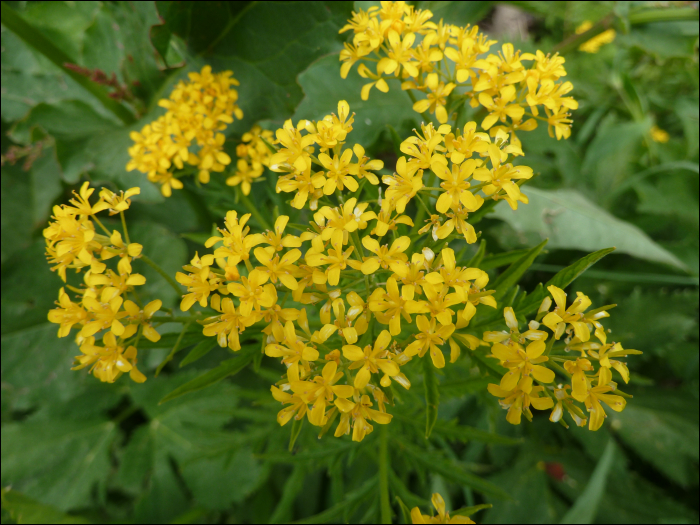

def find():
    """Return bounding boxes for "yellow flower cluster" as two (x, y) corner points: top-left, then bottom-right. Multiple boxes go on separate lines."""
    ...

(226, 125), (275, 195)
(339, 1), (578, 139)
(411, 493), (474, 524)
(126, 66), (242, 196)
(485, 285), (641, 431)
(45, 183), (159, 383)
(178, 101), (501, 442)
(576, 21), (616, 54)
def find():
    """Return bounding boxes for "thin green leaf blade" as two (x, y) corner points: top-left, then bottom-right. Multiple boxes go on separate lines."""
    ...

(179, 339), (218, 368)
(452, 503), (493, 517)
(492, 239), (548, 299)
(159, 350), (254, 404)
(423, 357), (439, 439)
(561, 439), (616, 524)
(517, 248), (615, 316)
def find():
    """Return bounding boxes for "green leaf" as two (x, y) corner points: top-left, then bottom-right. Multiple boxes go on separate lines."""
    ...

(400, 442), (512, 500)
(465, 239), (486, 267)
(516, 248), (615, 316)
(561, 439), (616, 524)
(294, 54), (419, 148)
(0, 2), (135, 124)
(423, 357), (439, 439)
(492, 188), (687, 270)
(452, 503), (492, 517)
(269, 465), (306, 524)
(393, 414), (520, 446)
(292, 476), (378, 524)
(1, 488), (88, 524)
(159, 349), (255, 404)
(289, 416), (305, 452)
(180, 339), (219, 367)
(610, 404), (699, 487)
(1, 418), (117, 511)
(491, 239), (548, 299)
(479, 249), (530, 271)
(394, 495), (413, 525)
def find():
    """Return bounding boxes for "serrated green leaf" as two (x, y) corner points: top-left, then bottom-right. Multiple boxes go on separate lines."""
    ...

(159, 349), (254, 404)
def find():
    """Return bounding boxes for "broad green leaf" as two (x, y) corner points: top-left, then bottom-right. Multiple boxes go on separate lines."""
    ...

(416, 1), (493, 26)
(491, 239), (548, 299)
(132, 452), (190, 523)
(560, 439), (616, 524)
(159, 350), (255, 404)
(400, 442), (512, 500)
(516, 248), (615, 316)
(1, 418), (117, 511)
(180, 339), (219, 367)
(1, 162), (34, 264)
(180, 448), (264, 510)
(1, 488), (88, 524)
(294, 54), (419, 148)
(423, 357), (439, 439)
(492, 187), (687, 270)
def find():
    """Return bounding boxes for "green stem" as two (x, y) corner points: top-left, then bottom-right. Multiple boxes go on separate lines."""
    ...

(0, 2), (135, 125)
(140, 254), (183, 297)
(120, 211), (131, 244)
(91, 215), (112, 237)
(155, 321), (192, 376)
(549, 360), (572, 379)
(238, 190), (273, 231)
(543, 334), (556, 358)
(379, 425), (392, 524)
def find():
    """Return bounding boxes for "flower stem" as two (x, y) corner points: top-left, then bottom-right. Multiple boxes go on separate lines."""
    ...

(238, 190), (273, 231)
(140, 254), (183, 297)
(120, 211), (131, 244)
(379, 425), (392, 524)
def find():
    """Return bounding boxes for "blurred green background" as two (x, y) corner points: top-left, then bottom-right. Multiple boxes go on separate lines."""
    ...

(1, 1), (698, 523)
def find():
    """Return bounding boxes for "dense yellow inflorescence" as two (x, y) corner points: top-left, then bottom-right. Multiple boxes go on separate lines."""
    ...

(45, 183), (158, 383)
(339, 1), (578, 139)
(126, 66), (242, 196)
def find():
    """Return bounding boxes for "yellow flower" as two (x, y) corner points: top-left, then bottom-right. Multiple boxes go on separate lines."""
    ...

(576, 21), (616, 54)
(479, 86), (525, 130)
(227, 269), (276, 317)
(581, 373), (626, 431)
(334, 393), (392, 442)
(203, 296), (256, 351)
(549, 384), (588, 428)
(79, 288), (128, 337)
(207, 211), (265, 266)
(378, 30), (419, 77)
(305, 230), (362, 286)
(176, 253), (220, 311)
(290, 361), (354, 426)
(98, 187), (140, 215)
(269, 119), (315, 172)
(265, 321), (320, 377)
(371, 204), (413, 237)
(349, 144), (383, 184)
(411, 492), (475, 524)
(489, 339), (554, 391)
(361, 235), (410, 274)
(276, 164), (326, 210)
(541, 285), (593, 340)
(319, 148), (358, 195)
(405, 315), (454, 368)
(650, 125), (670, 143)
(369, 276), (426, 335)
(357, 63), (390, 100)
(226, 159), (263, 195)
(271, 367), (309, 426)
(487, 378), (554, 425)
(260, 215), (301, 252)
(48, 288), (89, 337)
(253, 247), (301, 290)
(383, 156), (424, 213)
(73, 332), (145, 383)
(64, 182), (110, 217)
(473, 157), (533, 211)
(412, 73), (456, 123)
(564, 358), (595, 401)
(430, 157), (481, 213)
(343, 330), (400, 388)
(122, 299), (162, 342)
